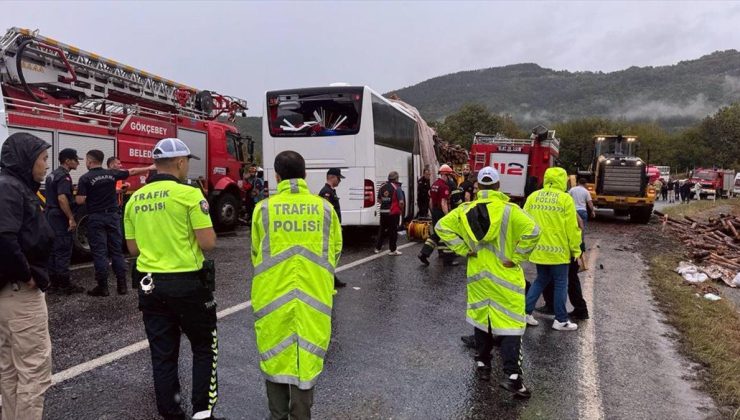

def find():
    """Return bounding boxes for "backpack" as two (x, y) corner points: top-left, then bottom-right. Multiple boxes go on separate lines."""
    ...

(379, 182), (402, 215)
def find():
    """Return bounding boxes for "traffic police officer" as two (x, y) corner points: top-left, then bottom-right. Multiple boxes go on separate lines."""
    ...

(436, 167), (540, 398)
(251, 151), (342, 420)
(45, 148), (84, 294)
(319, 167), (346, 288)
(76, 149), (152, 296)
(417, 164), (457, 266)
(123, 138), (220, 420)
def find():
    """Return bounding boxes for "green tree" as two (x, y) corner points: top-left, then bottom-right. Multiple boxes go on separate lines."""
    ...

(434, 103), (525, 149)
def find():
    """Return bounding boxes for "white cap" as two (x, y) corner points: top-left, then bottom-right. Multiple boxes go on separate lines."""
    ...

(152, 138), (200, 160)
(477, 166), (500, 185)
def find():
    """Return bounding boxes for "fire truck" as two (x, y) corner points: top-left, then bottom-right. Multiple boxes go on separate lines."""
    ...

(468, 125), (560, 202)
(0, 27), (254, 253)
(690, 168), (736, 199)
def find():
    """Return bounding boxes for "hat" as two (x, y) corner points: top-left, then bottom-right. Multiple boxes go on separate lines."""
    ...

(477, 166), (500, 185)
(152, 138), (200, 160)
(59, 148), (80, 162)
(438, 164), (454, 174)
(327, 168), (345, 179)
(388, 171), (399, 181)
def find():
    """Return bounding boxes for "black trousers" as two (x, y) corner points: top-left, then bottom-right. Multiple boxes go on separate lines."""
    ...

(376, 213), (400, 252)
(415, 200), (429, 218)
(474, 325), (523, 376)
(138, 274), (219, 417)
(87, 211), (127, 288)
(419, 208), (453, 261)
(543, 258), (588, 313)
(266, 380), (314, 420)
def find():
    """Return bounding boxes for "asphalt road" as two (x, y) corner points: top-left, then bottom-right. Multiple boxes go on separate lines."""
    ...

(22, 213), (722, 419)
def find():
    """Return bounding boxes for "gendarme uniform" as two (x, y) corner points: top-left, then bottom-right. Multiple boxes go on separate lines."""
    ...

(123, 138), (219, 419)
(436, 167), (540, 395)
(251, 178), (342, 415)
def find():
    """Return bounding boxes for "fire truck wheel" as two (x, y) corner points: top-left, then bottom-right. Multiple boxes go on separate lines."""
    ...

(213, 193), (240, 232)
(72, 214), (92, 258)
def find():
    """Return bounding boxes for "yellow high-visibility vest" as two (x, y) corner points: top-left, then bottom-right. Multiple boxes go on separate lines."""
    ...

(250, 178), (342, 389)
(436, 189), (540, 335)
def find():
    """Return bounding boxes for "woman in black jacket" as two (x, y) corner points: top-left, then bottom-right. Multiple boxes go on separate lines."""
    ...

(0, 132), (54, 420)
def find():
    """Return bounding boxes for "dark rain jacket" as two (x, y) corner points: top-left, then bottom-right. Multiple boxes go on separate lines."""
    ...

(0, 133), (54, 290)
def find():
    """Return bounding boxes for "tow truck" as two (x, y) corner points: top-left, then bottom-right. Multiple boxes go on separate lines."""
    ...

(0, 27), (254, 253)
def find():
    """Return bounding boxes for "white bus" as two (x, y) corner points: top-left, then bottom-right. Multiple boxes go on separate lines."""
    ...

(262, 85), (421, 226)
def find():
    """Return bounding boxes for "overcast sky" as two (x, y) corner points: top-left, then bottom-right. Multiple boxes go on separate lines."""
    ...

(3, 1), (740, 115)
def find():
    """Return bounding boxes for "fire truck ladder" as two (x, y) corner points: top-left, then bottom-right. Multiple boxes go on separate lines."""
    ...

(0, 27), (247, 119)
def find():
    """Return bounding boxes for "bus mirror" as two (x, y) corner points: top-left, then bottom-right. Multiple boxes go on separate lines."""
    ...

(247, 139), (255, 157)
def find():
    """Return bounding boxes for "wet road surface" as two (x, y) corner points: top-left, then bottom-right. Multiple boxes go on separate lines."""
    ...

(35, 216), (720, 419)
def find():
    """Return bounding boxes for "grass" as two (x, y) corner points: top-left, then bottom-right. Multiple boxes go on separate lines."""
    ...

(646, 199), (740, 415)
(661, 197), (740, 219)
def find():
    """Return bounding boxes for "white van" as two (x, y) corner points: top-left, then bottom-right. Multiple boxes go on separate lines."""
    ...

(734, 173), (740, 197)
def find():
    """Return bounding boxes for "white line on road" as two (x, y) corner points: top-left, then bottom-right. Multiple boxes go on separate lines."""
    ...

(577, 240), (605, 420)
(52, 241), (421, 386)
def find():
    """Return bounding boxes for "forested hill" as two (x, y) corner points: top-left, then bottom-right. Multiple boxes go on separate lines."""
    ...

(391, 50), (740, 130)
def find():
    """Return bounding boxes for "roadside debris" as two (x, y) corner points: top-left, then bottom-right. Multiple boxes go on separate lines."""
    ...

(656, 210), (739, 288)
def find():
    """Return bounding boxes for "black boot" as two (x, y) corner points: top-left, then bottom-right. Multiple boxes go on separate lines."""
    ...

(500, 374), (531, 399)
(334, 276), (346, 289)
(59, 275), (84, 295)
(116, 278), (128, 295)
(87, 285), (110, 297)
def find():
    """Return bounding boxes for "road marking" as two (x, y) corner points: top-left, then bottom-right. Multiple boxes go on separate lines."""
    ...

(577, 240), (605, 420)
(52, 241), (421, 386)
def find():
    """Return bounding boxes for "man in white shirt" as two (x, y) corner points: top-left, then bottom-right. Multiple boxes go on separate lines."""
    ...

(569, 178), (596, 225)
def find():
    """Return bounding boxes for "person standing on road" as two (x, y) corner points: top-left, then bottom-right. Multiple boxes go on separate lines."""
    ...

(45, 148), (84, 295)
(0, 133), (54, 420)
(523, 167), (582, 331)
(661, 182), (669, 202)
(251, 150), (342, 420)
(243, 164), (265, 224)
(124, 138), (220, 420)
(76, 150), (153, 296)
(569, 178), (596, 224)
(459, 173), (476, 203)
(673, 179), (680, 203)
(418, 164), (458, 266)
(436, 167), (540, 398)
(416, 166), (431, 218)
(319, 168), (347, 288)
(375, 171), (405, 255)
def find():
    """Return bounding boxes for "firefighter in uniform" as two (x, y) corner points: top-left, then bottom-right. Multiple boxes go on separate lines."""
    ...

(418, 164), (458, 266)
(76, 149), (153, 296)
(436, 167), (540, 398)
(45, 148), (84, 294)
(123, 138), (220, 420)
(251, 151), (342, 420)
(318, 168), (346, 288)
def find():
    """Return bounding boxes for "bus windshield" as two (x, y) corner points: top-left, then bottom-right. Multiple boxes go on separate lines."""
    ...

(267, 89), (363, 137)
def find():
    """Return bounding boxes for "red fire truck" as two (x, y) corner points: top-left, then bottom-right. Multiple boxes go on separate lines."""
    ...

(0, 27), (253, 253)
(690, 168), (736, 199)
(468, 126), (560, 202)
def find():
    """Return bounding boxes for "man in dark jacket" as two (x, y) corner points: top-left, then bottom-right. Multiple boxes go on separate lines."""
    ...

(319, 168), (346, 288)
(0, 132), (54, 420)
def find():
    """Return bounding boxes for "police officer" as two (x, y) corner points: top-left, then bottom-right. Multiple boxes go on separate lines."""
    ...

(123, 138), (220, 420)
(251, 151), (342, 420)
(76, 150), (153, 296)
(436, 167), (540, 397)
(45, 148), (84, 294)
(319, 167), (347, 288)
(417, 164), (457, 266)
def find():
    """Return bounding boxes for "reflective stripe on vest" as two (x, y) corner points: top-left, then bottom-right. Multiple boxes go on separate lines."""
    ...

(467, 270), (526, 295)
(254, 199), (334, 277)
(259, 333), (327, 361)
(468, 298), (527, 324)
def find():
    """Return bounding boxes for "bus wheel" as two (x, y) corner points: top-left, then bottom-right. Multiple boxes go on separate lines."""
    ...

(214, 193), (240, 232)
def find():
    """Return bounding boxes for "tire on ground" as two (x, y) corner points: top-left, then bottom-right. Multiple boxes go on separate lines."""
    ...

(629, 206), (653, 224)
(213, 193), (240, 232)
